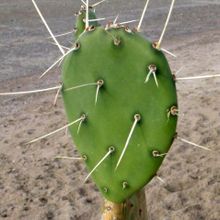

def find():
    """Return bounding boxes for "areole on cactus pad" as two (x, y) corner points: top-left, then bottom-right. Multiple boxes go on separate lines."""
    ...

(61, 6), (178, 203)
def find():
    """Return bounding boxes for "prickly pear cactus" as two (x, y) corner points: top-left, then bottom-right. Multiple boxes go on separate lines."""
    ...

(61, 6), (178, 203)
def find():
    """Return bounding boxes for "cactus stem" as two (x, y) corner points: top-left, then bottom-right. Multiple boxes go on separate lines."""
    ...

(152, 150), (167, 157)
(115, 114), (141, 171)
(145, 64), (158, 87)
(161, 47), (177, 58)
(176, 74), (220, 81)
(26, 115), (85, 145)
(0, 85), (61, 96)
(156, 0), (176, 49)
(92, 0), (107, 8)
(55, 156), (84, 160)
(156, 176), (166, 184)
(137, 0), (150, 32)
(95, 80), (104, 105)
(64, 82), (97, 92)
(102, 189), (147, 220)
(84, 146), (115, 183)
(177, 137), (212, 151)
(31, 0), (65, 55)
(53, 83), (63, 106)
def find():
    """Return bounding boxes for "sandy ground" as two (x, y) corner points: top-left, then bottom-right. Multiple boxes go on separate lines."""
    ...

(0, 0), (220, 219)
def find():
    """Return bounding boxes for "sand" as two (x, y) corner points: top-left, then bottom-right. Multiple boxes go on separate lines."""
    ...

(0, 0), (219, 219)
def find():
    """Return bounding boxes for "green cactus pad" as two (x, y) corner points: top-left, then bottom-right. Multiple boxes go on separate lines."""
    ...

(61, 26), (177, 203)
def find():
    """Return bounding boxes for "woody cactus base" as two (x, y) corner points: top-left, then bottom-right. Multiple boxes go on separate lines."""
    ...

(102, 189), (147, 220)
